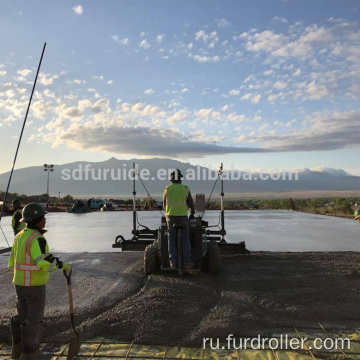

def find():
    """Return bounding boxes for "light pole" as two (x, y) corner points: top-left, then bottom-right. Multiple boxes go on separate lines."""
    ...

(44, 164), (54, 205)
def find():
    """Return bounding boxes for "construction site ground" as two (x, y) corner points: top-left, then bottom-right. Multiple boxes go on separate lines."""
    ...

(1, 251), (360, 359)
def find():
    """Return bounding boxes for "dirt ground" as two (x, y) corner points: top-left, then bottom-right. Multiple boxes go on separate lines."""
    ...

(0, 251), (360, 346)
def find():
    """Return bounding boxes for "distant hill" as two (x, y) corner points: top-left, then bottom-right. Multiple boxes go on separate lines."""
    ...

(0, 158), (359, 198)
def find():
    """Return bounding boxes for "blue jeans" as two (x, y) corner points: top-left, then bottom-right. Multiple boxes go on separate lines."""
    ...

(167, 217), (192, 265)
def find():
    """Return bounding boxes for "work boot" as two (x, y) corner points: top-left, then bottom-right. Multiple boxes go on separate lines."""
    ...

(11, 343), (22, 359)
(20, 350), (52, 360)
(183, 263), (195, 269)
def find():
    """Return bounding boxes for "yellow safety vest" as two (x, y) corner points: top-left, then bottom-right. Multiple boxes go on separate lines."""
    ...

(163, 183), (189, 216)
(8, 228), (56, 286)
(11, 209), (26, 232)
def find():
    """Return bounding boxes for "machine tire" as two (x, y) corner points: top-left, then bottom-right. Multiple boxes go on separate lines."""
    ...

(207, 240), (221, 274)
(144, 244), (159, 275)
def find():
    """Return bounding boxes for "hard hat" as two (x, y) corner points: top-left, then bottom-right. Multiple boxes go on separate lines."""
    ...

(12, 199), (21, 206)
(355, 209), (360, 217)
(170, 169), (183, 181)
(21, 203), (46, 223)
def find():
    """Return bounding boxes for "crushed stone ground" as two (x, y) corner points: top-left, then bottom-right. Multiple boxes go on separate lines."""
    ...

(1, 251), (360, 345)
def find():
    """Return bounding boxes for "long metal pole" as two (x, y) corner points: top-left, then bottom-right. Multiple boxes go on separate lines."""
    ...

(47, 170), (50, 204)
(219, 163), (225, 242)
(132, 163), (137, 240)
(0, 43), (47, 249)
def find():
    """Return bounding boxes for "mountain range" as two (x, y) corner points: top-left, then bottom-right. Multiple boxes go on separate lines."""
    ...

(0, 158), (359, 198)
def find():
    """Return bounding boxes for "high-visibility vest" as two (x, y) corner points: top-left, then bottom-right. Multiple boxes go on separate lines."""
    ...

(163, 183), (189, 216)
(11, 209), (26, 232)
(8, 228), (55, 286)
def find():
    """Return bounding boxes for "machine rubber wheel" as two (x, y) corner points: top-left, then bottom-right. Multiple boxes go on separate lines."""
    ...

(207, 240), (221, 274)
(144, 244), (159, 275)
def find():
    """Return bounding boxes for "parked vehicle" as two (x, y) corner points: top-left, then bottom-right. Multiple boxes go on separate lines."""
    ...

(67, 200), (92, 214)
(87, 198), (107, 210)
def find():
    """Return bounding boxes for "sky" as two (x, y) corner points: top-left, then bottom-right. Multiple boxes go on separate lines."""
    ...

(0, 0), (360, 175)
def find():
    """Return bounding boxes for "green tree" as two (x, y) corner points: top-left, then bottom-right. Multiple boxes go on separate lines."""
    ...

(288, 198), (296, 210)
(63, 195), (74, 204)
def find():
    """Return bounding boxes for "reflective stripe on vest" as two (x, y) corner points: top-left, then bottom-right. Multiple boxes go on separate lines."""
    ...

(23, 231), (41, 285)
(15, 263), (41, 271)
(35, 253), (50, 264)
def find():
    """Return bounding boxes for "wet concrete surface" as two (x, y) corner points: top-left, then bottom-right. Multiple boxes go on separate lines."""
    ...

(1, 210), (360, 252)
(1, 251), (360, 345)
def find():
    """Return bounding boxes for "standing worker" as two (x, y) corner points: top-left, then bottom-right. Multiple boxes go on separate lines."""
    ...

(355, 209), (360, 223)
(8, 203), (72, 360)
(11, 199), (25, 236)
(163, 169), (195, 269)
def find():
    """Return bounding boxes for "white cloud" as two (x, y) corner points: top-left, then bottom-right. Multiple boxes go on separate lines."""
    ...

(93, 76), (104, 81)
(112, 35), (129, 45)
(215, 18), (231, 28)
(72, 5), (83, 15)
(305, 81), (330, 99)
(140, 32), (146, 37)
(91, 98), (110, 114)
(188, 54), (220, 63)
(180, 88), (189, 93)
(293, 69), (301, 76)
(107, 80), (113, 85)
(241, 93), (251, 101)
(241, 93), (261, 104)
(166, 109), (190, 125)
(264, 70), (274, 76)
(227, 113), (245, 123)
(144, 89), (155, 94)
(43, 89), (55, 98)
(228, 89), (240, 96)
(251, 94), (261, 104)
(272, 25), (334, 57)
(32, 100), (49, 119)
(244, 30), (288, 52)
(139, 39), (151, 49)
(0, 70), (6, 77)
(272, 16), (288, 24)
(17, 69), (32, 77)
(38, 73), (59, 85)
(156, 34), (165, 43)
(273, 81), (287, 89)
(195, 30), (218, 43)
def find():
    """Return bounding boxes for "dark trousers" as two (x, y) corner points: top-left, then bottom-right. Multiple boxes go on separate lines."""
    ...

(11, 285), (46, 354)
(167, 216), (192, 265)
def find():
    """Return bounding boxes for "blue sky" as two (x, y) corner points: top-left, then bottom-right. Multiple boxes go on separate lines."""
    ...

(0, 0), (360, 175)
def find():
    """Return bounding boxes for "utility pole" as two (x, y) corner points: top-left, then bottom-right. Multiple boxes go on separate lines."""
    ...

(44, 164), (54, 206)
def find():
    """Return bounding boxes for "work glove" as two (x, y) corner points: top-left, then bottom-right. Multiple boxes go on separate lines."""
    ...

(62, 262), (72, 274)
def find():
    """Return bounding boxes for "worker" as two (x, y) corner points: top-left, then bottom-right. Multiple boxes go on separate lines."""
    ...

(11, 199), (25, 236)
(8, 203), (72, 360)
(163, 169), (195, 269)
(354, 209), (360, 223)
